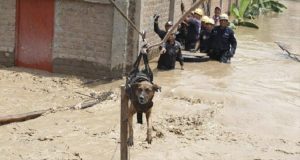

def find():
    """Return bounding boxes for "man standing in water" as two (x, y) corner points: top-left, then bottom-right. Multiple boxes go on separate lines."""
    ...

(157, 33), (184, 70)
(199, 18), (215, 53)
(209, 14), (237, 63)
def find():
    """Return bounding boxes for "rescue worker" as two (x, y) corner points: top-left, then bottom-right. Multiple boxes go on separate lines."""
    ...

(208, 14), (237, 63)
(212, 7), (221, 26)
(192, 15), (210, 52)
(157, 33), (184, 70)
(201, 16), (210, 31)
(184, 8), (203, 51)
(153, 14), (173, 40)
(199, 18), (215, 53)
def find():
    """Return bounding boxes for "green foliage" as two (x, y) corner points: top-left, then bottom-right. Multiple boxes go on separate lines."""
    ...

(230, 1), (259, 29)
(245, 0), (287, 18)
(239, 0), (251, 18)
(230, 0), (287, 29)
(231, 4), (241, 19)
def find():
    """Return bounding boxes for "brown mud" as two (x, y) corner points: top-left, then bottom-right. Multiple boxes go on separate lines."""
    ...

(0, 0), (300, 159)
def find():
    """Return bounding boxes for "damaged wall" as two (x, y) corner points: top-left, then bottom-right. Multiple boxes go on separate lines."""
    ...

(0, 0), (16, 67)
(53, 0), (114, 78)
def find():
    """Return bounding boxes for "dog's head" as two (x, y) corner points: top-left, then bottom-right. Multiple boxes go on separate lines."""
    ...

(132, 81), (161, 105)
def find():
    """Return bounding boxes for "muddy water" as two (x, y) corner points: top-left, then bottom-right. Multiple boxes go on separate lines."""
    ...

(0, 0), (299, 160)
(141, 0), (300, 159)
(155, 0), (300, 130)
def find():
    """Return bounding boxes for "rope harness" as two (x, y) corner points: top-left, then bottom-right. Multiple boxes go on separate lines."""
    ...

(125, 47), (153, 124)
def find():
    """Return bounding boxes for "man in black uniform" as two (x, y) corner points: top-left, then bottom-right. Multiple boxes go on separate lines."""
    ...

(209, 14), (237, 63)
(157, 33), (184, 70)
(199, 18), (214, 53)
(153, 14), (173, 40)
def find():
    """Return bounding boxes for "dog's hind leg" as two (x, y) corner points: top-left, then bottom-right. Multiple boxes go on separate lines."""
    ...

(146, 109), (152, 144)
(127, 103), (136, 146)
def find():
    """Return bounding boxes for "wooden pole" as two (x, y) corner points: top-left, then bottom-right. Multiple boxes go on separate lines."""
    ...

(120, 85), (128, 160)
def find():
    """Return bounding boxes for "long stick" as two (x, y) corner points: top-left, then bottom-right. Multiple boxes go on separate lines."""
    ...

(148, 0), (207, 49)
(0, 109), (49, 125)
(0, 95), (105, 126)
(275, 42), (300, 62)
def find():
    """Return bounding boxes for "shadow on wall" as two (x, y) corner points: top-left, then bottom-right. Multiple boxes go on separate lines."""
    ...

(52, 58), (123, 79)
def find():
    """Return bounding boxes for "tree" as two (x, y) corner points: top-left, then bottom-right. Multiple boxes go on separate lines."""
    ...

(231, 0), (287, 29)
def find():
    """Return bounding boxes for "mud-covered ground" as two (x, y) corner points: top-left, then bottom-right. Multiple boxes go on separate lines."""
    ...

(1, 0), (300, 160)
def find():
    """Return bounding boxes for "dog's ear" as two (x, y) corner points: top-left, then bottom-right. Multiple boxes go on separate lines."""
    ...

(152, 84), (161, 92)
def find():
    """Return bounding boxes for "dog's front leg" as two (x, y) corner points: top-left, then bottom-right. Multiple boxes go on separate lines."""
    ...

(127, 104), (136, 146)
(146, 109), (152, 144)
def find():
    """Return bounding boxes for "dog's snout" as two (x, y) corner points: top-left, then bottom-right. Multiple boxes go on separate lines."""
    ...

(138, 95), (147, 104)
(139, 95), (145, 100)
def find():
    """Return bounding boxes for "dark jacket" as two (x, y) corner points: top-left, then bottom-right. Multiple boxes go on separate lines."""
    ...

(199, 30), (212, 53)
(210, 26), (237, 54)
(158, 41), (183, 70)
(154, 22), (167, 40)
(186, 18), (201, 41)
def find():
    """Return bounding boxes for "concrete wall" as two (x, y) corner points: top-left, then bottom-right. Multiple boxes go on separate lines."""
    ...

(141, 0), (170, 47)
(174, 0), (194, 22)
(0, 0), (16, 67)
(53, 0), (114, 78)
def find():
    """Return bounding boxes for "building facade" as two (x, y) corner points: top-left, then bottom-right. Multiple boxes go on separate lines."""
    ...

(0, 0), (236, 78)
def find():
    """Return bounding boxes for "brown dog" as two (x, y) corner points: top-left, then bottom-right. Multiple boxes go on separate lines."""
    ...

(127, 80), (161, 146)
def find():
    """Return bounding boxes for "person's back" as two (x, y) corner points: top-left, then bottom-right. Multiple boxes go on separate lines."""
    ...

(186, 18), (201, 41)
(185, 8), (203, 51)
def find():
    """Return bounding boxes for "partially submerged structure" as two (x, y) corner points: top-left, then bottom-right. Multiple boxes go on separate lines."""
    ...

(0, 0), (236, 78)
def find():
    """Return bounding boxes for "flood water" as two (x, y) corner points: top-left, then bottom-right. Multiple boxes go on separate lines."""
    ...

(146, 0), (300, 159)
(0, 0), (299, 160)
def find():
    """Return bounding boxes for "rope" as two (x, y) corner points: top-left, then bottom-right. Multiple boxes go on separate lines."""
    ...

(108, 0), (144, 37)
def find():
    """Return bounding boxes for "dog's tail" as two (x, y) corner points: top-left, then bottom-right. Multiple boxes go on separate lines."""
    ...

(137, 113), (143, 124)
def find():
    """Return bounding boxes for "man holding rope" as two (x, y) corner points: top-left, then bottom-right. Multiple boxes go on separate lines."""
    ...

(157, 32), (184, 70)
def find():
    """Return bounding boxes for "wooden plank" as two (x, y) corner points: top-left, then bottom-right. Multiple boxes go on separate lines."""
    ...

(0, 109), (49, 125)
(120, 85), (128, 160)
